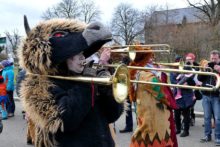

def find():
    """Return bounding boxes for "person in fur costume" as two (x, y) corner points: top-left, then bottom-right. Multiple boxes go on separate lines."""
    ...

(18, 16), (123, 147)
(129, 44), (178, 147)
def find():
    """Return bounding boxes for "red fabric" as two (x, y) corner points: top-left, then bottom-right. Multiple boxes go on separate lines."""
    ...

(185, 53), (195, 60)
(0, 83), (7, 96)
(160, 72), (178, 109)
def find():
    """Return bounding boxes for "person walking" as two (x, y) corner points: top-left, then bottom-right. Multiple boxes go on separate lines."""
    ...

(1, 60), (14, 117)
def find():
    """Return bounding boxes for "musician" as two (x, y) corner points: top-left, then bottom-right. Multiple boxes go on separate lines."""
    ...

(185, 53), (201, 127)
(129, 44), (178, 147)
(198, 50), (220, 145)
(18, 18), (123, 147)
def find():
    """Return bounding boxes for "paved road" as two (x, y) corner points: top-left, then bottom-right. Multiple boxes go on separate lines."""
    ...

(0, 100), (215, 147)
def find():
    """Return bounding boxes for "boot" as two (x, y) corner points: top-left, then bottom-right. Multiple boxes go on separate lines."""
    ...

(1, 110), (7, 120)
(119, 127), (133, 133)
(180, 131), (189, 137)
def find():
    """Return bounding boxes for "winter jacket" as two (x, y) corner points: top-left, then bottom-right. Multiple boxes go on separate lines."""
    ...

(51, 79), (122, 147)
(170, 70), (195, 109)
(197, 62), (220, 97)
(2, 66), (14, 91)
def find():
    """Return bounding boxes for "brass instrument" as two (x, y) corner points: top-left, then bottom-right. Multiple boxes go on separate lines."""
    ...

(27, 64), (130, 103)
(109, 44), (170, 61)
(93, 64), (220, 91)
(154, 60), (213, 72)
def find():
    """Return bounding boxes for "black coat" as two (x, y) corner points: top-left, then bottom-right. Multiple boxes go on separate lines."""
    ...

(50, 78), (123, 147)
(197, 62), (220, 97)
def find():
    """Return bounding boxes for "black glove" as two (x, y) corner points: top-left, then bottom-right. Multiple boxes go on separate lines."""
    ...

(82, 60), (97, 77)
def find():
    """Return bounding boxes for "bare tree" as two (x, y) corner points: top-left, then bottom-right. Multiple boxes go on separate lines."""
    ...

(42, 0), (80, 19)
(187, 0), (220, 26)
(111, 3), (144, 45)
(42, 0), (101, 23)
(79, 0), (101, 23)
(5, 29), (21, 56)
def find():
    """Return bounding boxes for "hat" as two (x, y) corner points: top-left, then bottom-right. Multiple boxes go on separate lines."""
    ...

(185, 53), (196, 60)
(49, 21), (112, 64)
(1, 60), (11, 67)
(175, 55), (182, 62)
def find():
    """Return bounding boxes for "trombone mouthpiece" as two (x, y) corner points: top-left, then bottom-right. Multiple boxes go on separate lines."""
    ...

(81, 61), (87, 66)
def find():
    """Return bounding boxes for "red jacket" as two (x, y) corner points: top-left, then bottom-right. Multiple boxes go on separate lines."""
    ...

(0, 83), (7, 96)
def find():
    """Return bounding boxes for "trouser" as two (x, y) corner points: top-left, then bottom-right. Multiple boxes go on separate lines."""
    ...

(6, 91), (15, 114)
(190, 101), (196, 120)
(202, 95), (220, 139)
(125, 98), (133, 129)
(174, 107), (190, 132)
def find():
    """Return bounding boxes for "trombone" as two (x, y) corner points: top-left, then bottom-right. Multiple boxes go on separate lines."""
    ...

(27, 64), (130, 103)
(93, 64), (220, 91)
(154, 60), (213, 72)
(108, 44), (170, 61)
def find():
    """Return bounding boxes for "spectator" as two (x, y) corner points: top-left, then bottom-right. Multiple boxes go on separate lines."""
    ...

(0, 75), (8, 119)
(1, 60), (15, 117)
(185, 53), (201, 126)
(198, 50), (220, 146)
(119, 56), (133, 133)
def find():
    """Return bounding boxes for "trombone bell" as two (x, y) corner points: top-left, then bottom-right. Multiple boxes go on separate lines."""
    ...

(112, 64), (130, 103)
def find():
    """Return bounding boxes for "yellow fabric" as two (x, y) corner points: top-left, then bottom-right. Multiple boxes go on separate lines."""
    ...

(132, 71), (171, 143)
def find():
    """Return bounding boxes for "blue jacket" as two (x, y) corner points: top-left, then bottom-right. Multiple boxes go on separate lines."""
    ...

(2, 66), (14, 91)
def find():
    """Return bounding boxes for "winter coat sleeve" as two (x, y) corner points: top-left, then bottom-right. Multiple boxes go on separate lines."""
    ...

(50, 85), (92, 132)
(3, 70), (14, 91)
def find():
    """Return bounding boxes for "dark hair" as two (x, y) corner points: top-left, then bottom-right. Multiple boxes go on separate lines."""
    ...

(210, 50), (220, 57)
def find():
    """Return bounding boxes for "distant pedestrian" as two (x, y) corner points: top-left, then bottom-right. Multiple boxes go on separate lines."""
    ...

(0, 75), (8, 119)
(1, 60), (15, 117)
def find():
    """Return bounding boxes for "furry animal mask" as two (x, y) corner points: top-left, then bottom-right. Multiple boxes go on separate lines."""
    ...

(18, 16), (112, 75)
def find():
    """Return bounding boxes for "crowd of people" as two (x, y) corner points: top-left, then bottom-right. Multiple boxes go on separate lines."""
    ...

(1, 17), (220, 147)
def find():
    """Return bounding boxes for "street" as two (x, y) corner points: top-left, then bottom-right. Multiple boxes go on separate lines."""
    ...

(0, 100), (216, 147)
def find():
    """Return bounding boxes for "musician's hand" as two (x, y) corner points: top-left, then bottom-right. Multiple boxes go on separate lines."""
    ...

(82, 60), (97, 77)
(196, 81), (202, 86)
(99, 48), (111, 65)
(214, 65), (220, 73)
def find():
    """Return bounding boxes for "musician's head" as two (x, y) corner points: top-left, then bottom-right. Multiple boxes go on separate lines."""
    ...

(185, 53), (196, 65)
(19, 17), (112, 75)
(210, 50), (220, 64)
(66, 52), (86, 73)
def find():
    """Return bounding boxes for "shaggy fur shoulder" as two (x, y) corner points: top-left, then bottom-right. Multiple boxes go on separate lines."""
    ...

(20, 75), (63, 133)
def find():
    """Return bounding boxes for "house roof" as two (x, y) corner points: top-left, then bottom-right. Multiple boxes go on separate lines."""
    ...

(152, 7), (207, 25)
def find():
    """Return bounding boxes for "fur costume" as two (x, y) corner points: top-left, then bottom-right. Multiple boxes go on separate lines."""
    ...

(129, 45), (178, 147)
(18, 17), (122, 147)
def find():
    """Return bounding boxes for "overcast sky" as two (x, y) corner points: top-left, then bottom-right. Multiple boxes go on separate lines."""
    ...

(0, 0), (189, 36)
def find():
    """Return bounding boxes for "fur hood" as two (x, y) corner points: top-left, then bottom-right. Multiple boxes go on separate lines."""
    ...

(18, 19), (86, 75)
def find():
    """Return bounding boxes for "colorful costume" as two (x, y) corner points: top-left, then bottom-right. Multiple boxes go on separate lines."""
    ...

(129, 46), (178, 147)
(18, 17), (122, 147)
(0, 75), (8, 119)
